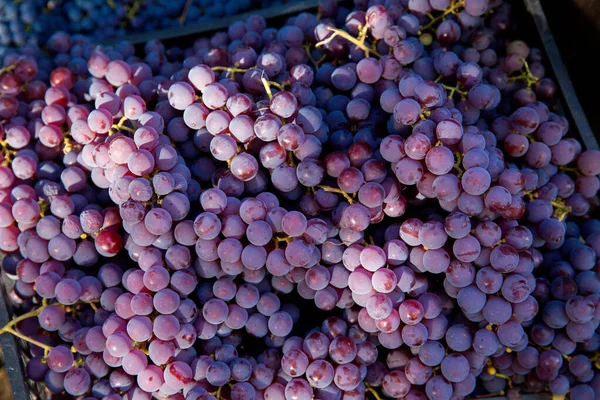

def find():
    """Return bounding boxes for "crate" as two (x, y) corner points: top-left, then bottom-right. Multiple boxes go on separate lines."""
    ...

(1, 0), (597, 399)
(0, 278), (31, 400)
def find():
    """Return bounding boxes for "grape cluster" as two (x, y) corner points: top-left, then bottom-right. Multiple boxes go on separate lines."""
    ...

(1, 0), (600, 399)
(0, 0), (306, 48)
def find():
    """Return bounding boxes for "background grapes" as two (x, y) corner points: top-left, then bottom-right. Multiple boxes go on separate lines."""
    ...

(0, 0), (599, 399)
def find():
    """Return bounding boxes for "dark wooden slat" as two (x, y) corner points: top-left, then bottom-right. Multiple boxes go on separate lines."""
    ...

(524, 0), (599, 150)
(0, 275), (31, 400)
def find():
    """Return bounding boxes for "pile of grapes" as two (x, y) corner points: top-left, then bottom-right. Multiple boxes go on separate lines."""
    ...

(0, 0), (599, 399)
(0, 0), (299, 48)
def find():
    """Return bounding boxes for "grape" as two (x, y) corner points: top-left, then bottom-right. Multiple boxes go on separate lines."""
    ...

(284, 378), (314, 400)
(402, 323), (428, 346)
(482, 296), (512, 325)
(0, 5), (598, 400)
(189, 65), (215, 91)
(164, 361), (193, 390)
(457, 286), (486, 314)
(64, 368), (91, 395)
(497, 321), (526, 347)
(382, 370), (411, 398)
(47, 345), (75, 373)
(122, 349), (148, 375)
(419, 221), (448, 250)
(106, 332), (133, 357)
(138, 366), (164, 392)
(501, 274), (531, 303)
(333, 363), (361, 391)
(55, 279), (82, 305)
(306, 360), (335, 389)
(203, 299), (229, 324)
(461, 167), (491, 195)
(425, 146), (454, 176)
(268, 311), (293, 337)
(445, 325), (472, 352)
(578, 150), (600, 176)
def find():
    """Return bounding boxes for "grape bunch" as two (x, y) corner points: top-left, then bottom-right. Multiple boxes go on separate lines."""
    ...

(0, 0), (600, 399)
(0, 0), (306, 48)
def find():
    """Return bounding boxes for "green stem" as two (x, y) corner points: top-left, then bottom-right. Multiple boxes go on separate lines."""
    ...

(316, 27), (381, 58)
(261, 77), (274, 100)
(419, 0), (465, 34)
(211, 66), (250, 74)
(317, 185), (355, 204)
(3, 328), (54, 352)
(179, 0), (193, 25)
(0, 64), (16, 75)
(365, 383), (383, 400)
(0, 306), (44, 332)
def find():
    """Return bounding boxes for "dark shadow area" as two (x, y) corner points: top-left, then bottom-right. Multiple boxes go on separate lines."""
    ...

(545, 0), (600, 135)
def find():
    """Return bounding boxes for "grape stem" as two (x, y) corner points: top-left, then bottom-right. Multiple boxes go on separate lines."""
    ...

(453, 151), (464, 177)
(0, 306), (55, 352)
(315, 26), (381, 58)
(269, 80), (285, 91)
(261, 77), (274, 100)
(2, 327), (54, 352)
(559, 165), (581, 176)
(274, 236), (292, 249)
(111, 116), (135, 134)
(286, 151), (296, 168)
(440, 83), (468, 100)
(0, 64), (16, 75)
(488, 360), (514, 388)
(0, 300), (97, 353)
(550, 199), (572, 221)
(317, 185), (355, 204)
(418, 0), (465, 34)
(591, 353), (600, 370)
(361, 236), (376, 247)
(211, 66), (250, 74)
(550, 199), (567, 208)
(63, 136), (81, 155)
(523, 190), (538, 200)
(126, 0), (142, 22)
(275, 236), (293, 244)
(495, 373), (513, 388)
(357, 25), (369, 46)
(0, 306), (44, 332)
(179, 0), (193, 25)
(0, 139), (17, 166)
(38, 199), (49, 217)
(211, 384), (225, 399)
(365, 383), (383, 400)
(524, 134), (535, 144)
(303, 43), (327, 69)
(211, 66), (250, 80)
(507, 58), (539, 88)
